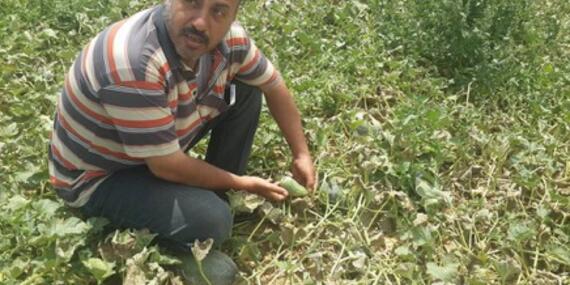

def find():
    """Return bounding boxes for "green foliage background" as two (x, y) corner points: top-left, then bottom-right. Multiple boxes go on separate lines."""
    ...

(0, 0), (568, 284)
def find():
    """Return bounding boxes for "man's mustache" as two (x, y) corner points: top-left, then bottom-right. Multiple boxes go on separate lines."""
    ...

(180, 26), (209, 45)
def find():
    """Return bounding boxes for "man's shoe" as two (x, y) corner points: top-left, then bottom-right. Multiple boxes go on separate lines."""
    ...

(180, 250), (238, 285)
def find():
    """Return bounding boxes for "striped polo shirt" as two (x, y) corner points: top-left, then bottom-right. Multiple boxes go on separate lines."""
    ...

(48, 5), (280, 207)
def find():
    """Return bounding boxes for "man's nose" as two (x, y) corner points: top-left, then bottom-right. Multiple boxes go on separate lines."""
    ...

(190, 8), (207, 32)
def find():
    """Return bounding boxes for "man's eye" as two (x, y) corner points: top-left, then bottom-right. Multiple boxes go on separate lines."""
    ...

(213, 7), (228, 18)
(185, 0), (198, 7)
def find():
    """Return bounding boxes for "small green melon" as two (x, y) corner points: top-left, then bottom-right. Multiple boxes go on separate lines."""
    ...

(279, 176), (309, 197)
(180, 250), (238, 285)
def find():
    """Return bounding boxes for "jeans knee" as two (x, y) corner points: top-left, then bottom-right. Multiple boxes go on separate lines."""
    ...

(200, 198), (233, 245)
(173, 192), (233, 246)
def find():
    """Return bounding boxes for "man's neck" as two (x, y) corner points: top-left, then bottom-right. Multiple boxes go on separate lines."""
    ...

(182, 58), (199, 73)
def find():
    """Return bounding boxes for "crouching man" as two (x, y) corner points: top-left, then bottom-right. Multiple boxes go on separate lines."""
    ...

(48, 0), (315, 283)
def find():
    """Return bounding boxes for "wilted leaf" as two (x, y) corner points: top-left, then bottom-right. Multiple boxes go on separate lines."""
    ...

(280, 222), (296, 246)
(258, 202), (284, 224)
(415, 178), (452, 207)
(111, 229), (136, 247)
(228, 191), (265, 213)
(124, 252), (149, 285)
(350, 251), (368, 272)
(55, 238), (83, 262)
(319, 178), (343, 202)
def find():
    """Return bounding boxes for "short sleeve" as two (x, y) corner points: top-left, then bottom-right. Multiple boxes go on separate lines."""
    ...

(232, 28), (282, 87)
(98, 81), (180, 158)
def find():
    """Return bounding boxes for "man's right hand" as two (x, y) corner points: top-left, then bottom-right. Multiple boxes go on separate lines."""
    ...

(239, 176), (289, 202)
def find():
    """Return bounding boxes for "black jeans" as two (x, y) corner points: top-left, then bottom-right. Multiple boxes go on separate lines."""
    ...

(80, 81), (262, 250)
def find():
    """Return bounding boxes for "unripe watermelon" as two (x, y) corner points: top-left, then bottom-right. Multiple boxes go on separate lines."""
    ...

(180, 250), (238, 285)
(279, 177), (308, 197)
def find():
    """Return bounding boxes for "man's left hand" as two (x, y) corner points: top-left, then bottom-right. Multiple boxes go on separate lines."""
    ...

(291, 154), (317, 191)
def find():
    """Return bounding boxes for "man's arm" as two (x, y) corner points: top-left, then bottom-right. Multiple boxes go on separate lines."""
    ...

(260, 79), (317, 190)
(145, 151), (289, 201)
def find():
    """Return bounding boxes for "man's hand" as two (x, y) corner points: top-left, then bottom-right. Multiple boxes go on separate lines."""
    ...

(292, 154), (317, 191)
(240, 176), (289, 201)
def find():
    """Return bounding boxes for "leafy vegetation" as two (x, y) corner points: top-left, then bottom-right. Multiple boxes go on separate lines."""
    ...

(1, 0), (568, 284)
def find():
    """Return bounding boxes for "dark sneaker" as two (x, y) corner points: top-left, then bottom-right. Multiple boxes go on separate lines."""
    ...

(180, 250), (238, 285)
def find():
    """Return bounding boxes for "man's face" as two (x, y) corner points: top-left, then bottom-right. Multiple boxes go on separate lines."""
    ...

(165, 0), (239, 66)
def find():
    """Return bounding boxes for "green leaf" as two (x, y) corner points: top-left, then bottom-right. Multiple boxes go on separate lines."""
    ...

(149, 248), (181, 266)
(426, 262), (459, 282)
(394, 246), (412, 257)
(86, 217), (110, 234)
(4, 195), (30, 212)
(32, 199), (61, 217)
(493, 258), (521, 281)
(547, 246), (570, 266)
(507, 223), (535, 243)
(5, 258), (28, 279)
(82, 258), (115, 284)
(411, 226), (434, 248)
(45, 217), (91, 237)
(133, 228), (157, 250)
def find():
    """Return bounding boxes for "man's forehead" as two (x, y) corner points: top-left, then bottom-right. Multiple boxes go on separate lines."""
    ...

(189, 0), (239, 7)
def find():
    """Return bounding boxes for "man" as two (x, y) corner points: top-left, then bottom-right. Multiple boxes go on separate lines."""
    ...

(48, 0), (315, 279)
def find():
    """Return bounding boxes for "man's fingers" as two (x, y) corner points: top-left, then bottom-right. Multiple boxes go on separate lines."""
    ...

(274, 185), (289, 198)
(265, 183), (288, 201)
(269, 191), (287, 202)
(307, 177), (316, 191)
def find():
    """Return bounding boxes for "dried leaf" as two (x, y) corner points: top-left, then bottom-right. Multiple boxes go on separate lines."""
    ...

(413, 213), (429, 226)
(192, 238), (214, 262)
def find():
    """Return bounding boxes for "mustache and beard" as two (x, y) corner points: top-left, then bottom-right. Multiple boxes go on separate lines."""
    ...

(180, 26), (209, 46)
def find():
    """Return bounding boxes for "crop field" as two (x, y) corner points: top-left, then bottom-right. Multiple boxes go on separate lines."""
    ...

(1, 0), (569, 284)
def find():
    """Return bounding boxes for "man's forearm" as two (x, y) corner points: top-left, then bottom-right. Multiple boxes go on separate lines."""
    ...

(262, 80), (310, 158)
(145, 150), (290, 201)
(146, 151), (245, 190)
